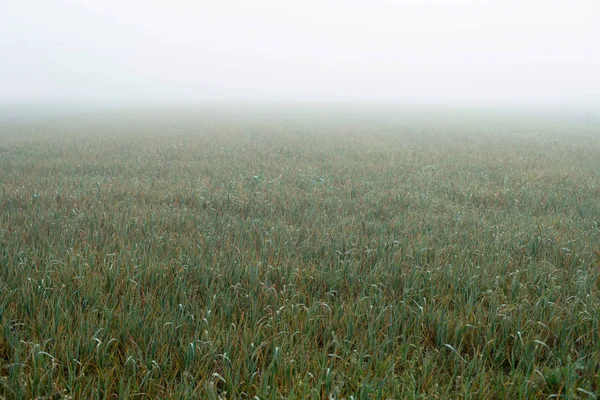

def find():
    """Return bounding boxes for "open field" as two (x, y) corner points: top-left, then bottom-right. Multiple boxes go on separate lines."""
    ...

(1, 108), (599, 398)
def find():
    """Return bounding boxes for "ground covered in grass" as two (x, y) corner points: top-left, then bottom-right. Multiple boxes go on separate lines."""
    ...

(1, 109), (599, 398)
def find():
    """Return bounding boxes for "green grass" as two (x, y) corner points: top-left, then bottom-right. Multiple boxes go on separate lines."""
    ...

(1, 109), (599, 399)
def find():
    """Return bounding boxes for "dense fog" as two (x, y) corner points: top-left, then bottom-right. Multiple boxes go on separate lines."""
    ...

(1, 0), (599, 109)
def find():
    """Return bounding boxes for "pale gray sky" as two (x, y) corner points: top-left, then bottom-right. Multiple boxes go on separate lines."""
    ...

(1, 0), (599, 106)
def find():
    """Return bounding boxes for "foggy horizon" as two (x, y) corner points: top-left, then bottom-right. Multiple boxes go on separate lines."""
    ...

(1, 0), (599, 109)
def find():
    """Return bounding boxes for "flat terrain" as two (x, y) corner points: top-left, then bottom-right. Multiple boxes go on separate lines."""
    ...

(1, 109), (599, 398)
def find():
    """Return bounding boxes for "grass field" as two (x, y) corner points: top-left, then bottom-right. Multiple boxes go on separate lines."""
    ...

(1, 108), (599, 399)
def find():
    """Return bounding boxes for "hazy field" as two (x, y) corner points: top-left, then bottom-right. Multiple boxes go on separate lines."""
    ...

(1, 108), (599, 399)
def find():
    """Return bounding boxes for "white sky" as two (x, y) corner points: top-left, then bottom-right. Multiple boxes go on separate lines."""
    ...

(1, 0), (599, 106)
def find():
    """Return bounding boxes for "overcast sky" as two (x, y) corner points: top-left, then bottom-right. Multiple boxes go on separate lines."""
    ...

(1, 0), (599, 106)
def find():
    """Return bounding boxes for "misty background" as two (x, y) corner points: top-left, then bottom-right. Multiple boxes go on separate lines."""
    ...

(0, 0), (599, 121)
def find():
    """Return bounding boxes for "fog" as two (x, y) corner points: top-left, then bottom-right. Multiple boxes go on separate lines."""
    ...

(1, 0), (599, 109)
